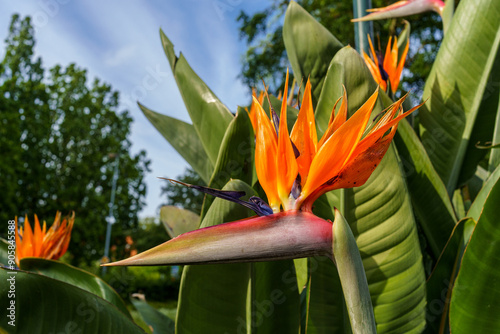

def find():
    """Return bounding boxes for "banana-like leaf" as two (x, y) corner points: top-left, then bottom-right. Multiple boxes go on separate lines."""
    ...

(159, 29), (233, 166)
(303, 256), (349, 334)
(250, 260), (301, 334)
(19, 258), (130, 318)
(139, 103), (213, 183)
(200, 109), (256, 219)
(160, 205), (200, 239)
(442, 0), (454, 34)
(393, 117), (457, 258)
(467, 164), (500, 221)
(315, 46), (427, 333)
(424, 218), (475, 334)
(458, 54), (500, 185)
(397, 20), (411, 62)
(0, 268), (144, 333)
(130, 295), (175, 334)
(418, 0), (500, 193)
(450, 174), (500, 332)
(332, 209), (377, 334)
(283, 1), (343, 105)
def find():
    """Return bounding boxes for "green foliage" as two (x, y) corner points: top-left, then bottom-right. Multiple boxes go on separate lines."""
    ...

(418, 0), (500, 193)
(130, 296), (175, 334)
(18, 258), (131, 317)
(237, 0), (442, 97)
(0, 268), (145, 333)
(0, 15), (150, 265)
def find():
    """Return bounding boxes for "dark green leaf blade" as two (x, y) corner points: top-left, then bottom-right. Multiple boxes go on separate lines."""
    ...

(0, 268), (144, 333)
(424, 218), (475, 334)
(467, 164), (500, 221)
(19, 258), (130, 318)
(450, 173), (500, 332)
(131, 296), (175, 334)
(160, 205), (200, 238)
(393, 118), (457, 258)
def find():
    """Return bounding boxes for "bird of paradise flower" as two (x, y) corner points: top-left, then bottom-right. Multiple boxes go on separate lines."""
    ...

(103, 71), (421, 268)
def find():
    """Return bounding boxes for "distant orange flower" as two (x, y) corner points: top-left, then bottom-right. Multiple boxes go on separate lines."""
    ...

(15, 211), (74, 265)
(249, 70), (421, 212)
(363, 35), (409, 94)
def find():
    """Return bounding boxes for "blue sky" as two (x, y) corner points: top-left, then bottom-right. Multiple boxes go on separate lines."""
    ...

(0, 1), (270, 219)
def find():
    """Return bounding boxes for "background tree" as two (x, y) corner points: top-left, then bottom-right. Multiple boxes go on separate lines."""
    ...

(0, 15), (150, 266)
(237, 0), (444, 97)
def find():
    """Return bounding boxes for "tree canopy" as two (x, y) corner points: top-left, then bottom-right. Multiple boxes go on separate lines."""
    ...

(0, 15), (150, 265)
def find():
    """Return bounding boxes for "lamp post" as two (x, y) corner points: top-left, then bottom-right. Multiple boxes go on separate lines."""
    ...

(102, 154), (120, 275)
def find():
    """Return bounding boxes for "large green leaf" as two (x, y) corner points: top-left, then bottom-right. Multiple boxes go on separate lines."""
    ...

(0, 268), (144, 333)
(138, 103), (213, 183)
(176, 180), (255, 334)
(315, 46), (427, 333)
(250, 260), (301, 334)
(19, 258), (130, 318)
(418, 0), (500, 193)
(467, 164), (500, 221)
(131, 296), (175, 334)
(457, 53), (500, 185)
(424, 218), (475, 334)
(160, 205), (200, 238)
(393, 118), (457, 258)
(303, 257), (349, 334)
(200, 109), (256, 219)
(159, 29), (233, 165)
(450, 173), (500, 332)
(283, 1), (343, 105)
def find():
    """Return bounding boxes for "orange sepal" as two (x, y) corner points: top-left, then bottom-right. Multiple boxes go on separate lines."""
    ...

(318, 86), (348, 149)
(392, 38), (410, 93)
(253, 96), (280, 211)
(32, 215), (44, 257)
(276, 71), (298, 204)
(290, 79), (317, 184)
(302, 89), (379, 199)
